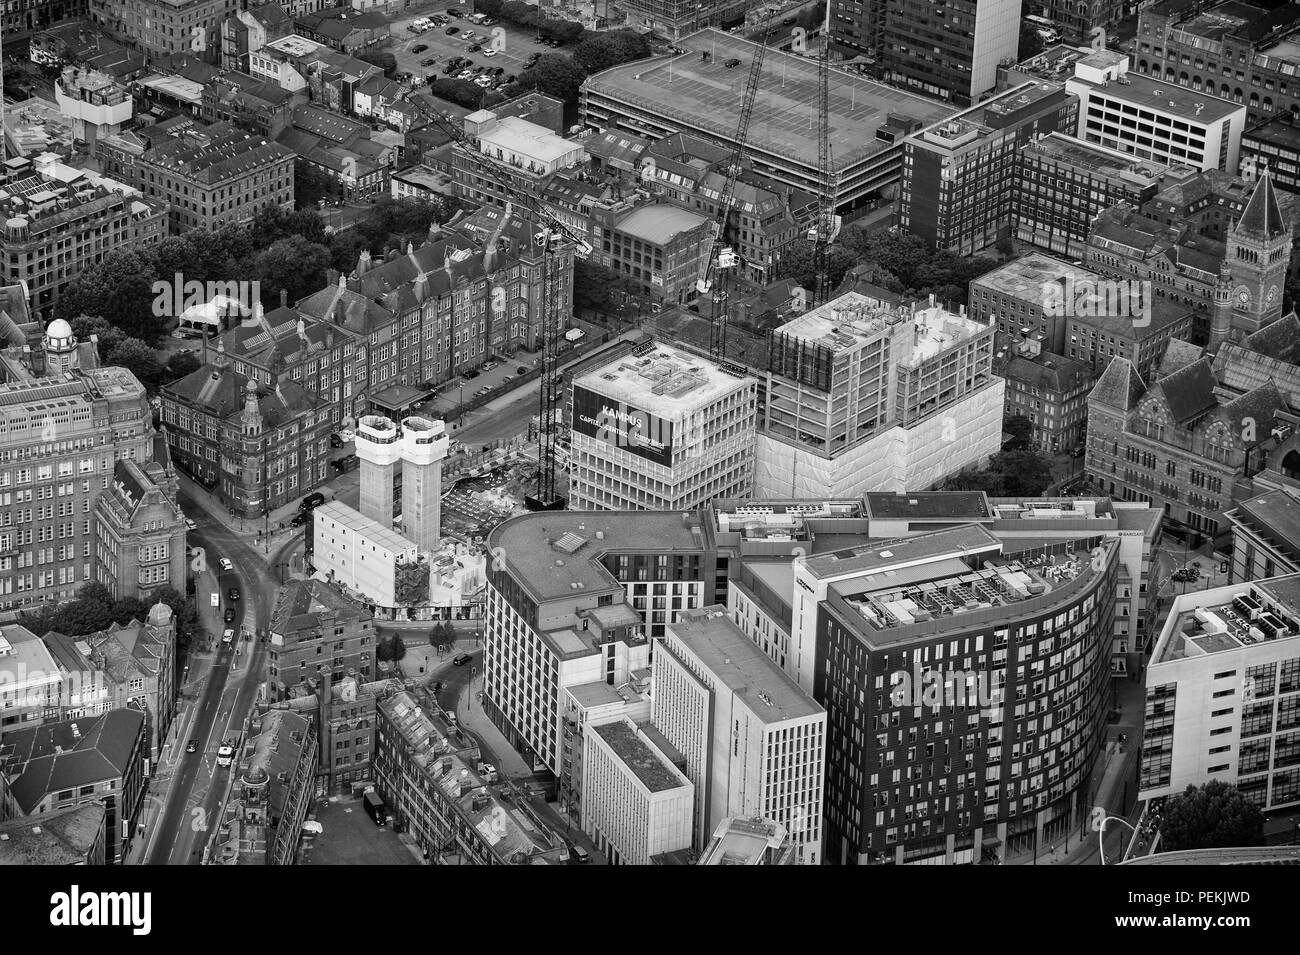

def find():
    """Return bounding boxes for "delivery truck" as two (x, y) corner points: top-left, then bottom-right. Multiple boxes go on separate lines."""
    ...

(363, 790), (388, 828)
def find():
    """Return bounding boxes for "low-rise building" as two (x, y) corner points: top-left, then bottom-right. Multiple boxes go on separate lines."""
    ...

(998, 342), (1095, 453)
(93, 460), (187, 602)
(0, 803), (107, 865)
(0, 708), (147, 863)
(306, 501), (429, 609)
(590, 203), (713, 306)
(267, 578), (377, 700)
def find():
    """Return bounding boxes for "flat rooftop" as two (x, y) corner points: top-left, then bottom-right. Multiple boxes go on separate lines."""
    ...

(1180, 3), (1261, 41)
(773, 292), (985, 359)
(614, 203), (710, 244)
(667, 608), (823, 723)
(313, 500), (415, 555)
(1245, 118), (1300, 151)
(1152, 576), (1300, 664)
(865, 492), (992, 522)
(488, 510), (709, 604)
(1024, 132), (1169, 180)
(573, 342), (752, 418)
(804, 523), (1001, 581)
(565, 680), (646, 709)
(593, 720), (690, 794)
(478, 115), (581, 165)
(973, 252), (1100, 300)
(1231, 490), (1300, 563)
(583, 28), (954, 172)
(1074, 70), (1244, 124)
(699, 816), (790, 865)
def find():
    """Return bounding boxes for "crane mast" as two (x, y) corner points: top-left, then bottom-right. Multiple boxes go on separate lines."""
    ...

(404, 100), (591, 509)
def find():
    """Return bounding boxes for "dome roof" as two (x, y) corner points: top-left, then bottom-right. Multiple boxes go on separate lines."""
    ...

(45, 318), (74, 341)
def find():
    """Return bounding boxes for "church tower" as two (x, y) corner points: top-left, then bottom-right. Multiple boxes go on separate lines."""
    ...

(1225, 168), (1292, 341)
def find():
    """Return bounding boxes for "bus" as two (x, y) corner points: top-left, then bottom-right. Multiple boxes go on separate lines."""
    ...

(1024, 15), (1061, 43)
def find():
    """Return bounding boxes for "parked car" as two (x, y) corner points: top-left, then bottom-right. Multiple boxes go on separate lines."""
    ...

(445, 25), (459, 34)
(412, 43), (428, 53)
(502, 375), (512, 383)
(467, 43), (482, 52)
(525, 52), (541, 67)
(464, 368), (480, 379)
(184, 518), (197, 531)
(329, 433), (344, 448)
(483, 360), (499, 370)
(289, 512), (308, 527)
(443, 63), (459, 74)
(453, 653), (472, 666)
(446, 6), (463, 15)
(483, 48), (497, 57)
(724, 57), (742, 67)
(516, 366), (526, 374)
(457, 69), (475, 79)
(570, 845), (591, 863)
(482, 16), (497, 24)
(331, 454), (359, 473)
(337, 428), (355, 442)
(299, 491), (326, 511)
(421, 55), (438, 65)
(219, 557), (234, 572)
(475, 75), (493, 86)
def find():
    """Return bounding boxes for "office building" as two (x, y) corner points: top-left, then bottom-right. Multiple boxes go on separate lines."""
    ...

(653, 607), (826, 864)
(0, 364), (159, 610)
(697, 815), (798, 865)
(829, 0), (1021, 106)
(89, 0), (240, 61)
(756, 291), (1003, 498)
(215, 708), (317, 865)
(452, 110), (587, 210)
(580, 716), (694, 866)
(1141, 576), (1300, 813)
(93, 459), (188, 602)
(374, 690), (567, 864)
(484, 510), (719, 774)
(568, 342), (757, 511)
(0, 162), (165, 319)
(968, 253), (1195, 381)
(898, 81), (1078, 254)
(96, 119), (295, 233)
(1243, 117), (1300, 194)
(1134, 0), (1300, 126)
(809, 525), (1118, 864)
(589, 204), (714, 306)
(1014, 133), (1169, 260)
(1065, 49), (1247, 174)
(580, 29), (956, 215)
(559, 676), (652, 824)
(0, 803), (107, 865)
(267, 578), (377, 701)
(0, 708), (147, 863)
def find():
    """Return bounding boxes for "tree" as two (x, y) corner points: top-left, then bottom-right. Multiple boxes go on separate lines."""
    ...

(427, 77), (497, 109)
(55, 248), (166, 343)
(110, 596), (149, 625)
(776, 241), (857, 292)
(70, 314), (127, 358)
(295, 161), (342, 209)
(574, 258), (641, 314)
(1160, 781), (1265, 851)
(1018, 22), (1045, 61)
(571, 30), (650, 73)
(358, 48), (398, 77)
(515, 53), (588, 108)
(389, 633), (407, 663)
(251, 235), (332, 307)
(1002, 414), (1035, 452)
(107, 338), (164, 390)
(991, 448), (1055, 496)
(164, 348), (202, 383)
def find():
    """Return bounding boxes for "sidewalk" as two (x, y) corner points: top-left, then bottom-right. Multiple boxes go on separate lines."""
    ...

(179, 472), (312, 556)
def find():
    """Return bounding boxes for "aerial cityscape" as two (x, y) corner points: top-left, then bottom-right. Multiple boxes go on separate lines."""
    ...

(0, 0), (1296, 904)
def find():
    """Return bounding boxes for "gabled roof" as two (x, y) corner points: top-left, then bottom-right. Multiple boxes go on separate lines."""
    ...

(1235, 170), (1289, 241)
(1156, 338), (1204, 378)
(1088, 356), (1145, 411)
(2, 710), (145, 813)
(1155, 356), (1217, 423)
(1220, 380), (1286, 446)
(1241, 311), (1300, 365)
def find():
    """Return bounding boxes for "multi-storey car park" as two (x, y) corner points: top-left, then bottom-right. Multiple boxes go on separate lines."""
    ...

(579, 28), (956, 217)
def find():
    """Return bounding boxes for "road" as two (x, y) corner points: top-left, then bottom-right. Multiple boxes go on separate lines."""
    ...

(143, 484), (279, 864)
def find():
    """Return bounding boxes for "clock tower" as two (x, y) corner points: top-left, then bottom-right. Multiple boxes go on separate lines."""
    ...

(1225, 168), (1292, 341)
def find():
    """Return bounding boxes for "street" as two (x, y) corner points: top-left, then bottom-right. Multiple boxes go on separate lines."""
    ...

(139, 481), (281, 864)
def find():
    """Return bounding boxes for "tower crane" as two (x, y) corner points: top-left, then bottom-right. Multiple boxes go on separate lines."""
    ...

(809, 0), (841, 307)
(696, 12), (774, 360)
(405, 99), (591, 510)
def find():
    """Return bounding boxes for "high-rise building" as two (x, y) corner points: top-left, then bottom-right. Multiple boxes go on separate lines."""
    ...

(1141, 575), (1300, 814)
(652, 606), (826, 864)
(808, 525), (1118, 864)
(830, 0), (1021, 106)
(569, 342), (757, 511)
(697, 815), (799, 865)
(756, 291), (1003, 498)
(898, 81), (1078, 255)
(353, 413), (448, 552)
(484, 510), (719, 775)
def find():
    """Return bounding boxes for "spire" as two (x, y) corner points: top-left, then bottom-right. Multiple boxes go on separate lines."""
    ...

(1235, 168), (1288, 241)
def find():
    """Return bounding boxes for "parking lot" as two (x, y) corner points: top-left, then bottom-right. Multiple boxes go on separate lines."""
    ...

(390, 8), (563, 94)
(300, 795), (421, 865)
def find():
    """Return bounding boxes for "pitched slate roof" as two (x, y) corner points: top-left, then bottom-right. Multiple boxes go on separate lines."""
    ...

(1241, 311), (1300, 365)
(1156, 356), (1218, 423)
(1156, 338), (1204, 378)
(2, 710), (144, 814)
(0, 803), (106, 865)
(1221, 380), (1287, 446)
(1235, 170), (1289, 241)
(1088, 356), (1145, 411)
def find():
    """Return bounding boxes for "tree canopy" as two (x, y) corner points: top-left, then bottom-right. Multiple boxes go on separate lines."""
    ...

(1160, 781), (1265, 852)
